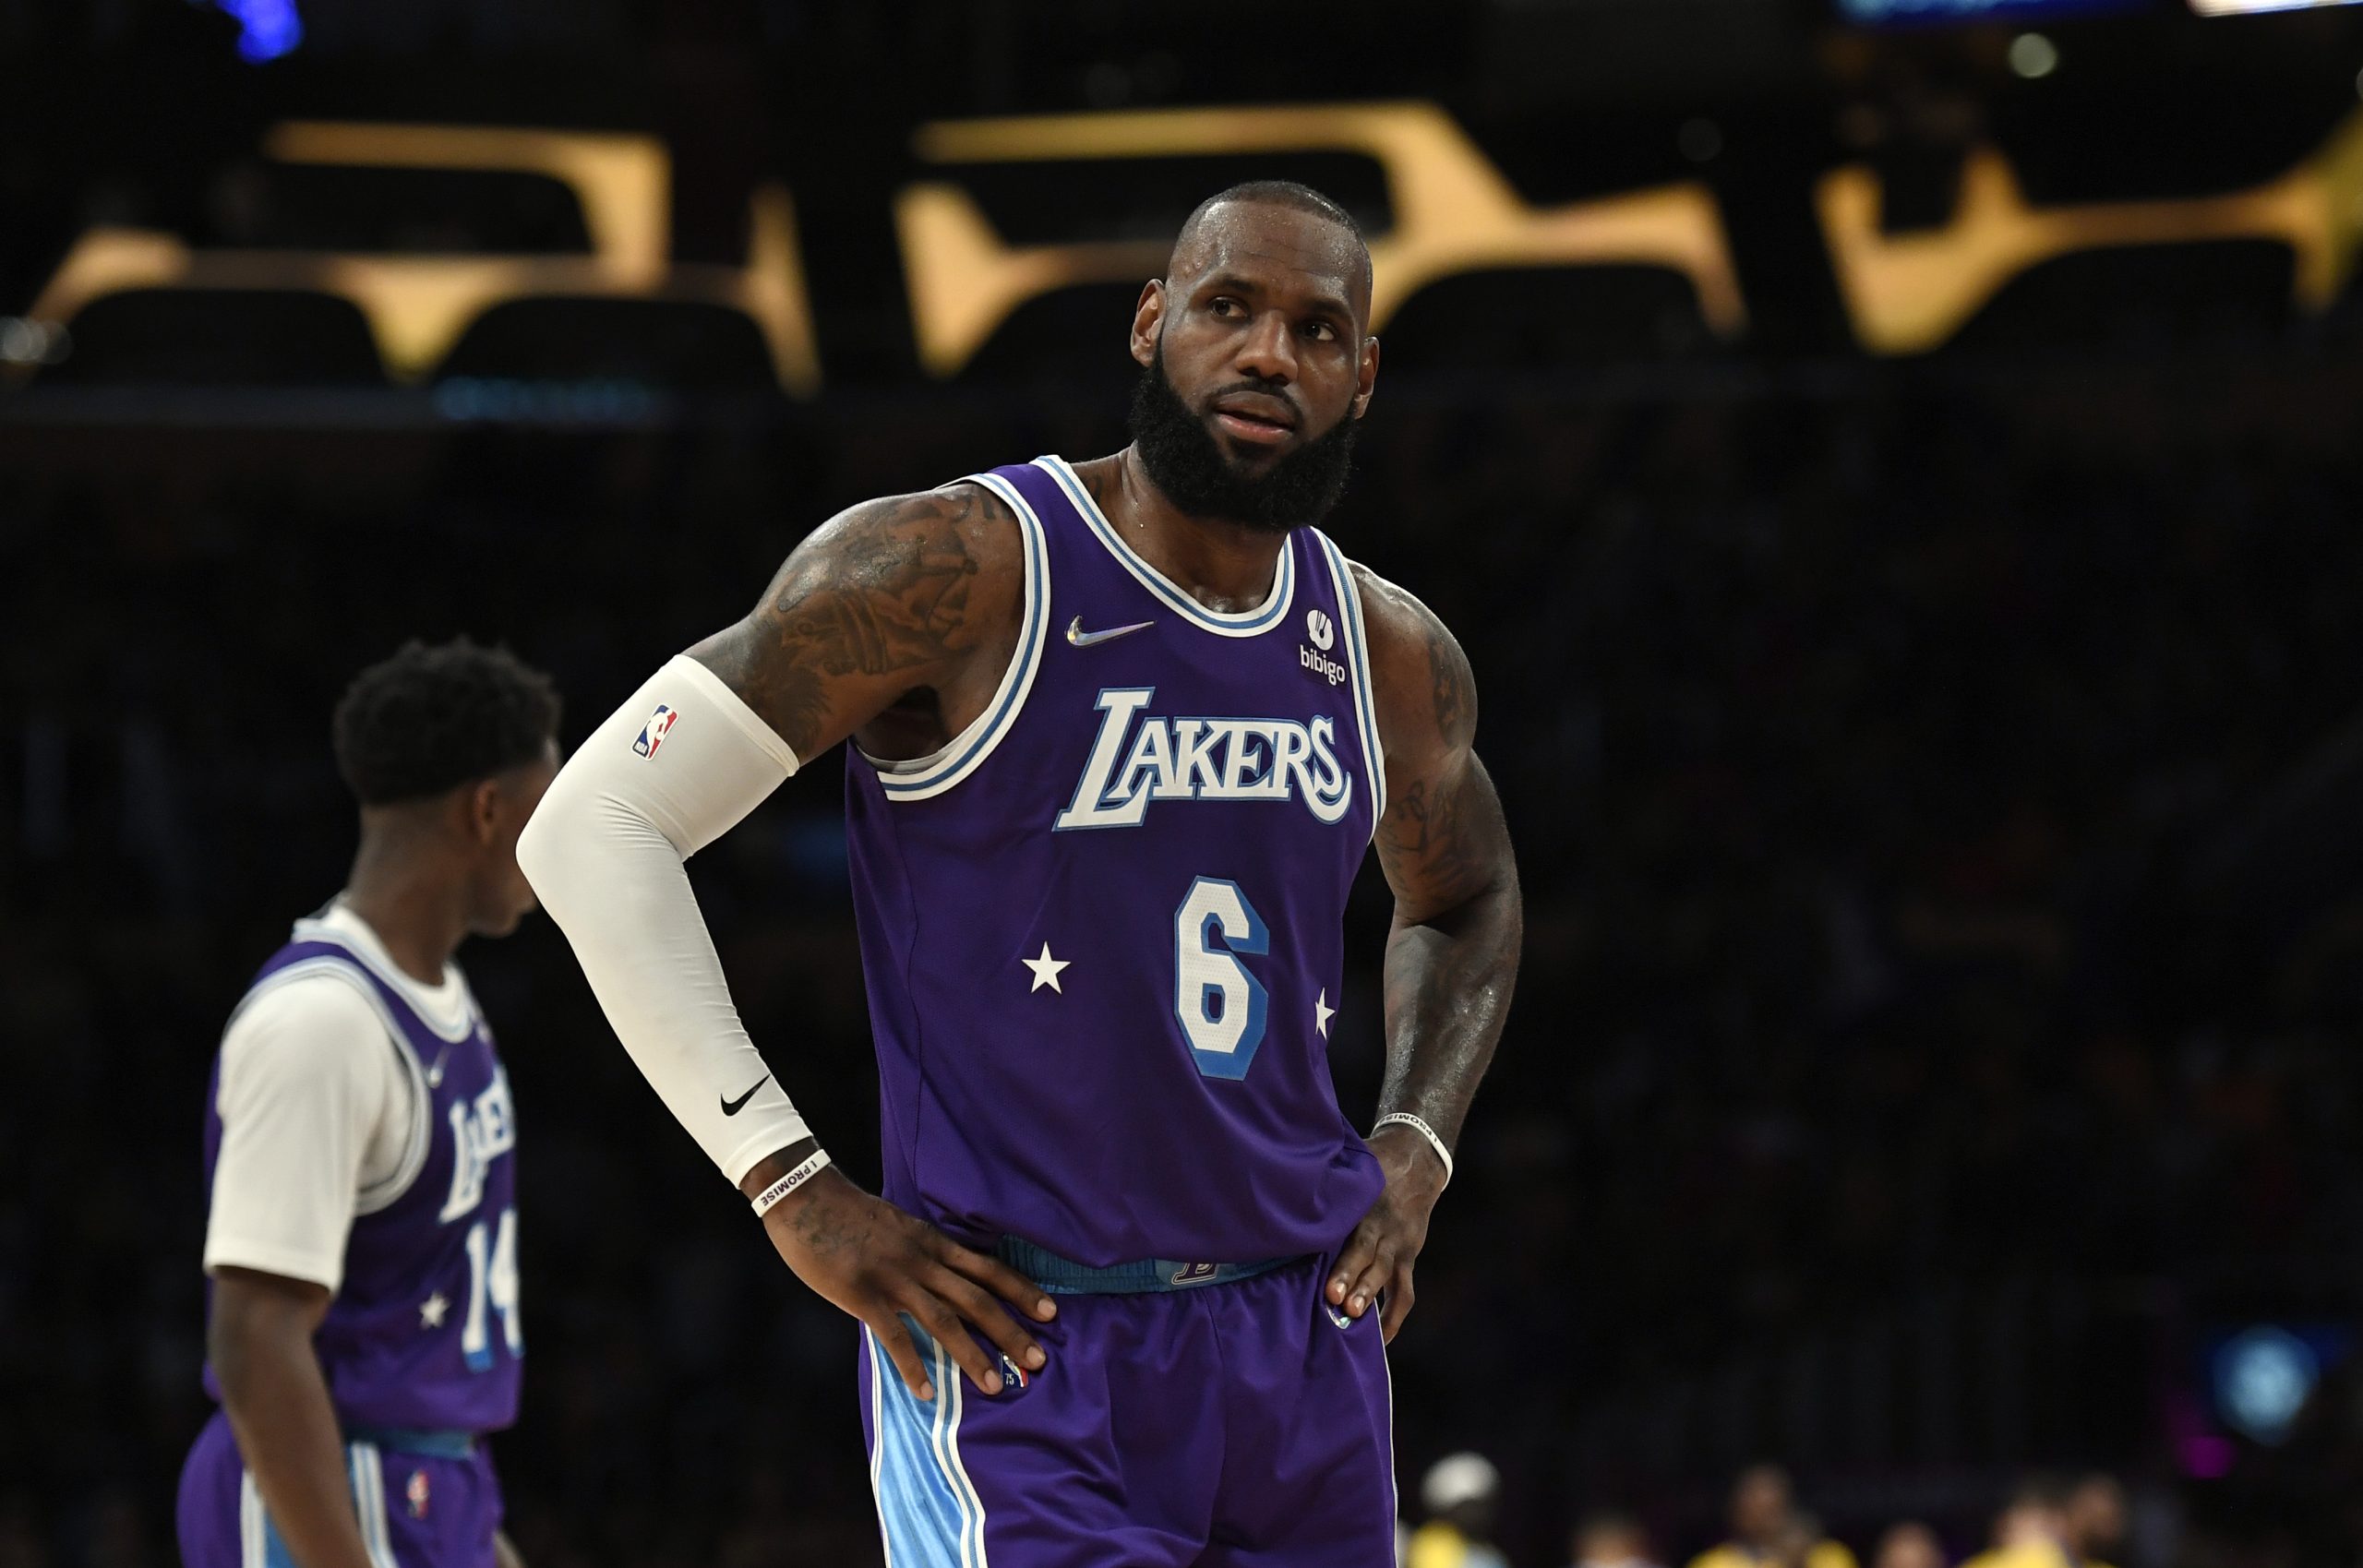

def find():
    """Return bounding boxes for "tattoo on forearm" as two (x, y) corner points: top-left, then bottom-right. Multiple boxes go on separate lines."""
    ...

(1359, 574), (1519, 1157)
(1379, 894), (1519, 1148)
(1375, 752), (1519, 1140)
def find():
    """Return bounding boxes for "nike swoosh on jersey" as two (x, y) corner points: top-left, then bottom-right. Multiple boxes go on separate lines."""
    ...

(1067, 616), (1155, 648)
(721, 1074), (771, 1116)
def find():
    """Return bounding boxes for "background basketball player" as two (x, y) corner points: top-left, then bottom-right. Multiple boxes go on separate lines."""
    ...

(520, 182), (1521, 1564)
(178, 640), (559, 1568)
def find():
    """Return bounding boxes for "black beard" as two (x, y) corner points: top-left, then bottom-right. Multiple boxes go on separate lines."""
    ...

(1126, 347), (1358, 535)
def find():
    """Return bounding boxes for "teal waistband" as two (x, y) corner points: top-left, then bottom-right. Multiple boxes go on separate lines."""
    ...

(344, 1426), (475, 1460)
(996, 1237), (1301, 1296)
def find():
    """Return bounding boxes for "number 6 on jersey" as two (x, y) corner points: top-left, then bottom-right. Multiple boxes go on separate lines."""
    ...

(1175, 877), (1269, 1079)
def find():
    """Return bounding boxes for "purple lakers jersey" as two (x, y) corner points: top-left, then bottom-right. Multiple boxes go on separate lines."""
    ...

(846, 456), (1388, 1267)
(200, 920), (522, 1432)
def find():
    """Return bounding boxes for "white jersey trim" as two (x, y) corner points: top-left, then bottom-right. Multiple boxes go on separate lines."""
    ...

(1313, 531), (1388, 838)
(864, 1325), (990, 1567)
(287, 916), (479, 1045)
(1037, 455), (1297, 638)
(863, 1326), (896, 1568)
(348, 1442), (398, 1568)
(933, 1336), (989, 1568)
(238, 1467), (265, 1568)
(860, 470), (1051, 802)
(1381, 1336), (1400, 1550)
(221, 956), (433, 1216)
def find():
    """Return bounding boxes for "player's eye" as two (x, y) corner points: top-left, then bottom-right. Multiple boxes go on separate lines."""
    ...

(1209, 296), (1242, 317)
(1302, 320), (1338, 342)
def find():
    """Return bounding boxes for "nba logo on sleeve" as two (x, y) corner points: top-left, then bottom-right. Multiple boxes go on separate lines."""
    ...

(632, 704), (679, 758)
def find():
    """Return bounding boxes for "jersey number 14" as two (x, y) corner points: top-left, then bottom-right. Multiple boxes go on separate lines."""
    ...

(460, 1205), (522, 1371)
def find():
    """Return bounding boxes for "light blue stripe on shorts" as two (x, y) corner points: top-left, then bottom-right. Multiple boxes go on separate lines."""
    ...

(866, 1320), (987, 1567)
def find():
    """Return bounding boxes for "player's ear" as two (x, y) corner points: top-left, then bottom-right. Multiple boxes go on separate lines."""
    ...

(467, 777), (503, 844)
(1352, 335), (1379, 419)
(1130, 280), (1166, 367)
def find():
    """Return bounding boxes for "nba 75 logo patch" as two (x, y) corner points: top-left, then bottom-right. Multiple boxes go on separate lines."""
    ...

(632, 704), (679, 758)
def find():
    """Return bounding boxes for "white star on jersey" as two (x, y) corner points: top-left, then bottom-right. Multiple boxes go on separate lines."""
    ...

(1023, 942), (1071, 994)
(419, 1291), (450, 1329)
(1314, 989), (1336, 1039)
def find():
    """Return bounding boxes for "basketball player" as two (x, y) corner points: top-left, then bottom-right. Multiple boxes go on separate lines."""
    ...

(519, 181), (1522, 1564)
(178, 640), (559, 1568)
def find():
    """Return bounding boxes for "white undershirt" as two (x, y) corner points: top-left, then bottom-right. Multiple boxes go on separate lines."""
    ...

(202, 901), (474, 1293)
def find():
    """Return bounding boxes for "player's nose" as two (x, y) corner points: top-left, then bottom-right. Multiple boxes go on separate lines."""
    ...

(1231, 309), (1298, 386)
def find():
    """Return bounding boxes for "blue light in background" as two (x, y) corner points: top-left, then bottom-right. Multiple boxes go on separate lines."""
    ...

(215, 0), (302, 62)
(1840, 0), (2148, 20)
(2213, 1325), (2321, 1444)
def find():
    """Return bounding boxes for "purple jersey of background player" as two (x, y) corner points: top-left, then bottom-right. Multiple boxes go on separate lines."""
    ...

(199, 928), (524, 1431)
(846, 455), (1387, 1268)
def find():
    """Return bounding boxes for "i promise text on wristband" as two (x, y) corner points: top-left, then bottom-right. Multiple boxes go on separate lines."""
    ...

(750, 1150), (833, 1217)
(1373, 1112), (1453, 1187)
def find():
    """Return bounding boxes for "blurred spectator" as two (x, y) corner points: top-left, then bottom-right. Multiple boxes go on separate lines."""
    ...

(1409, 1453), (1511, 1568)
(1570, 1511), (1661, 1568)
(1772, 1514), (1830, 1568)
(1965, 1478), (2074, 1568)
(1873, 1523), (1947, 1568)
(1688, 1467), (1856, 1568)
(2061, 1477), (2126, 1568)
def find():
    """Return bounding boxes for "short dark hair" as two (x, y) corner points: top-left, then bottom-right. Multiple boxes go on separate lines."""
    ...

(331, 638), (560, 806)
(1177, 180), (1372, 294)
(1184, 179), (1363, 244)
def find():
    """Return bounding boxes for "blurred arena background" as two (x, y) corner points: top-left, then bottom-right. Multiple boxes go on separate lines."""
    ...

(8, 0), (2363, 1564)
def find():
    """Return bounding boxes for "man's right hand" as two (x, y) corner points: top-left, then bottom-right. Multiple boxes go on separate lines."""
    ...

(758, 1161), (1054, 1399)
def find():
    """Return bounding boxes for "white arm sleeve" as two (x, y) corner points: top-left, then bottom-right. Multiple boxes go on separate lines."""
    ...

(517, 654), (813, 1185)
(205, 978), (405, 1291)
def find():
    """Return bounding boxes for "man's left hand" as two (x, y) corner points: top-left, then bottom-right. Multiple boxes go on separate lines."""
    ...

(1327, 1125), (1449, 1343)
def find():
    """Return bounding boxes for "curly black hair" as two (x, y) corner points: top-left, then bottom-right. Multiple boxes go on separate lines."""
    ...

(331, 638), (561, 806)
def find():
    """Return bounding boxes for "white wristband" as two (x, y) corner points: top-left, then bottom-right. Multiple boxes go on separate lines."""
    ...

(1373, 1112), (1453, 1186)
(750, 1149), (833, 1217)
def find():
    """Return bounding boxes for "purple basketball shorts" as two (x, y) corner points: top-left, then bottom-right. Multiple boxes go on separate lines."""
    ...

(858, 1253), (1397, 1566)
(178, 1410), (503, 1568)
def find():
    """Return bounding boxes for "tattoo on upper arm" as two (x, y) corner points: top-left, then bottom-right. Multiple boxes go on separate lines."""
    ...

(1379, 764), (1497, 917)
(1375, 609), (1500, 918)
(1425, 618), (1474, 748)
(702, 485), (1010, 756)
(777, 520), (978, 676)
